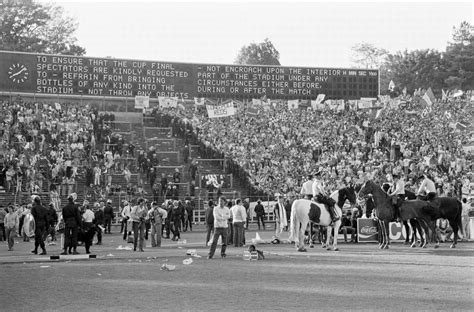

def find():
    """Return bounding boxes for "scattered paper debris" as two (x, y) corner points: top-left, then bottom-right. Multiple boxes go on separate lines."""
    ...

(106, 253), (114, 257)
(186, 249), (197, 256)
(97, 273), (102, 276)
(161, 264), (176, 271)
(116, 245), (133, 250)
(40, 265), (50, 268)
(182, 258), (193, 265)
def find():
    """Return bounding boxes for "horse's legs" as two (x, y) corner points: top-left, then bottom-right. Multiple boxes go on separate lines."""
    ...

(298, 221), (307, 252)
(383, 221), (390, 249)
(332, 222), (341, 251)
(449, 219), (458, 248)
(309, 223), (314, 248)
(377, 219), (384, 249)
(403, 221), (410, 245)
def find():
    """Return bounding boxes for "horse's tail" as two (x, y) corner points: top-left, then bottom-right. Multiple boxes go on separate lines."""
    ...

(288, 200), (298, 242)
(456, 199), (464, 237)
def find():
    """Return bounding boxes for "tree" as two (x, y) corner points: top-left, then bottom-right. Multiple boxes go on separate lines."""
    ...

(351, 42), (388, 69)
(384, 49), (448, 93)
(0, 0), (85, 55)
(443, 21), (474, 90)
(234, 38), (280, 66)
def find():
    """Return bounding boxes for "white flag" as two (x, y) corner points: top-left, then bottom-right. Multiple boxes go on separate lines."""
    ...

(194, 97), (205, 106)
(287, 99), (299, 110)
(135, 96), (149, 109)
(388, 80), (395, 91)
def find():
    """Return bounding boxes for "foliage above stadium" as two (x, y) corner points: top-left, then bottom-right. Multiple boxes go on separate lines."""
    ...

(0, 0), (85, 56)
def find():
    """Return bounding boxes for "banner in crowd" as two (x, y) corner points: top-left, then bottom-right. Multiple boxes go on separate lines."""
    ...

(206, 102), (235, 118)
(158, 96), (178, 108)
(134, 95), (150, 109)
(247, 106), (259, 115)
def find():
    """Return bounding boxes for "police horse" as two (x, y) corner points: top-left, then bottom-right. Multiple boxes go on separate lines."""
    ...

(289, 186), (357, 251)
(358, 180), (463, 249)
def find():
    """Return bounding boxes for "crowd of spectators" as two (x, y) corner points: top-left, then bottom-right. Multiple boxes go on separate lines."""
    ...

(153, 93), (474, 202)
(0, 97), (134, 209)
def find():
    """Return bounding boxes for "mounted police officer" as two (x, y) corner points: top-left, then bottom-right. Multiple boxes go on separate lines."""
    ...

(312, 169), (339, 223)
(300, 174), (314, 199)
(388, 174), (405, 222)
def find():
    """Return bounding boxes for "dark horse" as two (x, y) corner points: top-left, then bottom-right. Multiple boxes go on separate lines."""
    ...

(358, 180), (435, 249)
(381, 184), (424, 247)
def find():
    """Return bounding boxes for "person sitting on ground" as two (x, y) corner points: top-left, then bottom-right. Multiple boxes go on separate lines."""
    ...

(436, 218), (453, 242)
(340, 211), (356, 243)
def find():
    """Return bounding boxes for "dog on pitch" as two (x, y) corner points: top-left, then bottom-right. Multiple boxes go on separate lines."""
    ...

(248, 244), (265, 260)
(78, 224), (98, 254)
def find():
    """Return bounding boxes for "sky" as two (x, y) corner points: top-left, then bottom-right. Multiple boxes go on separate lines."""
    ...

(46, 0), (473, 68)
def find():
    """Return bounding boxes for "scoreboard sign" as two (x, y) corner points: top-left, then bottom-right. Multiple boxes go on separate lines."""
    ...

(0, 51), (379, 100)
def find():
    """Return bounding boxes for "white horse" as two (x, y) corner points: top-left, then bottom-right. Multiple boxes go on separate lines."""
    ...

(289, 186), (356, 251)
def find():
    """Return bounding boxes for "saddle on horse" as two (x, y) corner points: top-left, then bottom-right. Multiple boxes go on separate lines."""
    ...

(314, 194), (339, 223)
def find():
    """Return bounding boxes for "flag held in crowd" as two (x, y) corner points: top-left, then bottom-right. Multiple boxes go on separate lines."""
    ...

(247, 106), (259, 115)
(287, 99), (299, 110)
(194, 97), (205, 106)
(453, 90), (464, 98)
(388, 80), (395, 91)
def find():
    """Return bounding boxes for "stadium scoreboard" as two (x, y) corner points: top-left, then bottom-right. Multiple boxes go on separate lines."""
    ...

(0, 51), (379, 100)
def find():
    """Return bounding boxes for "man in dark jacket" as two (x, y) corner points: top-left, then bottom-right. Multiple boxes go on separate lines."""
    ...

(184, 199), (194, 232)
(205, 200), (215, 246)
(31, 195), (49, 255)
(254, 200), (265, 230)
(170, 201), (182, 241)
(94, 202), (105, 245)
(103, 199), (114, 234)
(61, 193), (81, 255)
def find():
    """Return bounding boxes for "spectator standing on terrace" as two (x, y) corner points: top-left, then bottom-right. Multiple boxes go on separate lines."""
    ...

(207, 196), (231, 259)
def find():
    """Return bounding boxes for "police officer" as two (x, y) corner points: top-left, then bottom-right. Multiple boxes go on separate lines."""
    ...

(31, 195), (49, 255)
(61, 193), (81, 255)
(312, 169), (339, 223)
(300, 174), (314, 199)
(389, 174), (405, 222)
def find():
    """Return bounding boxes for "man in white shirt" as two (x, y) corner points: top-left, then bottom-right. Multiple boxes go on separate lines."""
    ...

(81, 202), (95, 254)
(312, 170), (338, 223)
(231, 198), (247, 247)
(208, 196), (231, 259)
(389, 174), (405, 222)
(121, 200), (131, 241)
(300, 174), (314, 199)
(417, 174), (437, 200)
